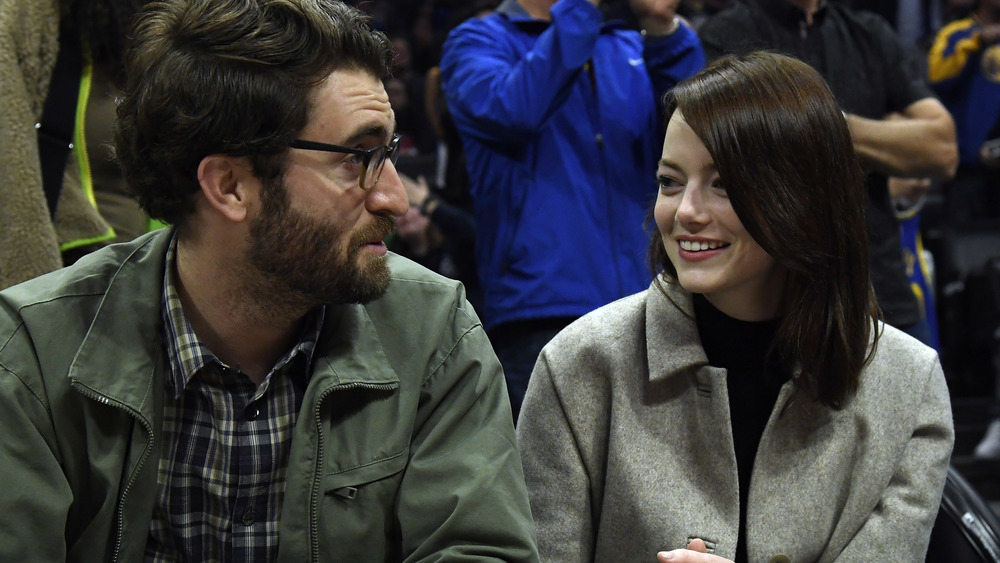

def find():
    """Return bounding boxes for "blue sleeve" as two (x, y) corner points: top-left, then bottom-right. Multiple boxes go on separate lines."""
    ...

(642, 22), (706, 100)
(439, 0), (602, 143)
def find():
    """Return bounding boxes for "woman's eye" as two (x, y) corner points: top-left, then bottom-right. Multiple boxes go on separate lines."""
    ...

(658, 176), (682, 194)
(711, 183), (728, 196)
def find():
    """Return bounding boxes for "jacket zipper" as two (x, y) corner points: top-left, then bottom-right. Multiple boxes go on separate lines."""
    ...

(74, 388), (154, 563)
(309, 381), (397, 562)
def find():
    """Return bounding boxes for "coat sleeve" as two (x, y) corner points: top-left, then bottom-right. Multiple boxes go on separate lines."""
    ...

(0, 0), (64, 289)
(439, 0), (603, 144)
(0, 342), (72, 561)
(516, 342), (607, 562)
(396, 306), (539, 562)
(831, 358), (954, 561)
(642, 23), (705, 101)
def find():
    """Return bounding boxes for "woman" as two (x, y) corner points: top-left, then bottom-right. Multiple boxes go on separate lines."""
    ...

(515, 51), (954, 563)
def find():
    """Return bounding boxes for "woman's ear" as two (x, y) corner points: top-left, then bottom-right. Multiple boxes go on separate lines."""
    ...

(196, 154), (258, 223)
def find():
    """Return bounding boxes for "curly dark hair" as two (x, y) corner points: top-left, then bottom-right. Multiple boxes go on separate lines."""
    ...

(113, 0), (393, 226)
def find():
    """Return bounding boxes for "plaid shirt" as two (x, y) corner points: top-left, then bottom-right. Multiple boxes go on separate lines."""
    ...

(145, 236), (324, 562)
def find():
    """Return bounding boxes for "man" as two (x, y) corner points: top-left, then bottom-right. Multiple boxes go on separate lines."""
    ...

(0, 0), (538, 561)
(439, 0), (705, 421)
(699, 0), (959, 345)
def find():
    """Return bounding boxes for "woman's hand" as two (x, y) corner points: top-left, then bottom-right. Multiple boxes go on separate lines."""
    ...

(657, 539), (735, 563)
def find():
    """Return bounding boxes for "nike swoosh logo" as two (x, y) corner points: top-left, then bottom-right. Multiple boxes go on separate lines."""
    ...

(628, 58), (644, 66)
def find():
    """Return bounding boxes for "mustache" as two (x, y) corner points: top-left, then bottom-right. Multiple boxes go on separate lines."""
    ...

(351, 214), (397, 248)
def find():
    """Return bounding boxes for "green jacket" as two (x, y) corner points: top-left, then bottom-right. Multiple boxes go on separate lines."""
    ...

(0, 229), (539, 562)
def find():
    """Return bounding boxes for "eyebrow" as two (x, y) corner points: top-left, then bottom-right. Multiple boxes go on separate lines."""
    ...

(658, 157), (717, 171)
(339, 121), (398, 146)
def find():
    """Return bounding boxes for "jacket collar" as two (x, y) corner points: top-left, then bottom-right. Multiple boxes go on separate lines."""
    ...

(68, 229), (172, 422)
(645, 279), (709, 383)
(646, 278), (809, 417)
(497, 0), (533, 20)
(307, 301), (400, 390)
(68, 229), (401, 420)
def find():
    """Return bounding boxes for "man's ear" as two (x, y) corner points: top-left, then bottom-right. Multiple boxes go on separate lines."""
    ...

(196, 154), (258, 223)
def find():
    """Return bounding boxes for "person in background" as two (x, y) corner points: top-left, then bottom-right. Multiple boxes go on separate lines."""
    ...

(928, 0), (1000, 461)
(0, 0), (148, 289)
(699, 0), (958, 347)
(392, 172), (482, 311)
(440, 0), (705, 421)
(517, 52), (954, 563)
(929, 0), (1000, 222)
(0, 0), (538, 560)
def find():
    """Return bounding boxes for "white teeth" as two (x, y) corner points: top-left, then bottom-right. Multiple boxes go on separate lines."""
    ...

(679, 240), (724, 251)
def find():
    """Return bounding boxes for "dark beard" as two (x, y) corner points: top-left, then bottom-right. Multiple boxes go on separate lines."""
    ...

(246, 178), (395, 308)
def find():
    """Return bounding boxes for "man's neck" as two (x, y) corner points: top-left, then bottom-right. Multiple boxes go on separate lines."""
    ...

(517, 0), (556, 21)
(174, 234), (307, 386)
(786, 0), (821, 25)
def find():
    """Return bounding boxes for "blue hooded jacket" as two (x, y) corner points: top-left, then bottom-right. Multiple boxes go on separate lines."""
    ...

(440, 0), (704, 329)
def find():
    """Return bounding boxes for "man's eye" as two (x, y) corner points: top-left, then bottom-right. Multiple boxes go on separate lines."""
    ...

(345, 153), (365, 166)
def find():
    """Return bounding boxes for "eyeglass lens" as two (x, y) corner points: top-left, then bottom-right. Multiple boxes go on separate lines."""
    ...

(364, 140), (400, 190)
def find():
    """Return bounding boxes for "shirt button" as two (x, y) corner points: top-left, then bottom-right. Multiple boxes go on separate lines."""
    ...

(242, 510), (255, 526)
(245, 404), (260, 421)
(768, 555), (791, 563)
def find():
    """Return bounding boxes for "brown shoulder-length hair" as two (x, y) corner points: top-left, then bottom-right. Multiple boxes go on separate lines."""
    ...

(648, 51), (881, 408)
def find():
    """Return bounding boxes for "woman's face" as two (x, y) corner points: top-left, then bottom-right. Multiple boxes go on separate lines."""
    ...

(654, 111), (787, 321)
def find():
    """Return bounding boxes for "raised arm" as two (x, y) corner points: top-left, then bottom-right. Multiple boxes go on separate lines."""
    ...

(847, 97), (958, 179)
(439, 0), (605, 144)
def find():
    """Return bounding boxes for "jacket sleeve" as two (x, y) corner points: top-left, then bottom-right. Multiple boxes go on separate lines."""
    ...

(831, 358), (954, 561)
(397, 306), (539, 562)
(927, 20), (981, 92)
(0, 344), (72, 561)
(439, 0), (602, 144)
(0, 0), (64, 289)
(516, 345), (605, 562)
(642, 23), (705, 101)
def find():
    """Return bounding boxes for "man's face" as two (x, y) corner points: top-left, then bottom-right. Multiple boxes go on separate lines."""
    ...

(246, 69), (407, 306)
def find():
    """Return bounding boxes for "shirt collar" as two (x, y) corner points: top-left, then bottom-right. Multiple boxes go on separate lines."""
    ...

(497, 0), (535, 21)
(160, 233), (325, 398)
(754, 0), (828, 27)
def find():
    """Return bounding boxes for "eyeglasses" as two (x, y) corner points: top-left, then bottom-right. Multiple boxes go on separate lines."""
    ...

(287, 134), (402, 191)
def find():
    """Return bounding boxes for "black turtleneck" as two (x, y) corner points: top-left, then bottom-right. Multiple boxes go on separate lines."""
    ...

(693, 294), (789, 563)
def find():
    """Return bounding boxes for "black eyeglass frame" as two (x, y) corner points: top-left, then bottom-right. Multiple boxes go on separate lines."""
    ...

(286, 133), (402, 190)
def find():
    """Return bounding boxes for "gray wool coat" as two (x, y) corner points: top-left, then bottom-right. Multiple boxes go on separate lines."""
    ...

(516, 281), (954, 563)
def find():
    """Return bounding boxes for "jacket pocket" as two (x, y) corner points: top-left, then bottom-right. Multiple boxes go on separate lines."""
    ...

(323, 447), (409, 500)
(317, 447), (410, 560)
